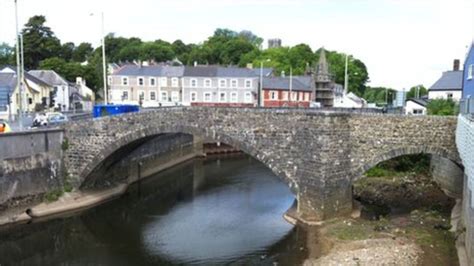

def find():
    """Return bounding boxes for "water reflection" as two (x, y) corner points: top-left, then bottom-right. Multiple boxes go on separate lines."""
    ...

(0, 155), (305, 265)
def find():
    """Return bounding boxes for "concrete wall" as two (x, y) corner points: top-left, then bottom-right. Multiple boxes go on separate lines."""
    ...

(0, 129), (64, 212)
(456, 115), (474, 264)
(431, 155), (464, 198)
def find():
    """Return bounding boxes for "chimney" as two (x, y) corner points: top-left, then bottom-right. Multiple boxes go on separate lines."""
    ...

(76, 77), (83, 85)
(194, 61), (198, 67)
(453, 59), (460, 71)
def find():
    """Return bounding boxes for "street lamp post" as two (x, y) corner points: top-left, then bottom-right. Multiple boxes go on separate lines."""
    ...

(14, 0), (23, 129)
(91, 12), (108, 104)
(259, 59), (270, 107)
(344, 54), (349, 95)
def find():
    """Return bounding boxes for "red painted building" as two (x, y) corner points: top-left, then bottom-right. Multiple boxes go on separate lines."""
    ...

(262, 77), (313, 107)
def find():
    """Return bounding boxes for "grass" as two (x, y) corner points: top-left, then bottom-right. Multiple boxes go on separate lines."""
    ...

(43, 189), (64, 203)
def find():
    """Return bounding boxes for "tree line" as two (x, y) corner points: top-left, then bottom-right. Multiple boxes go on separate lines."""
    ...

(1, 15), (425, 103)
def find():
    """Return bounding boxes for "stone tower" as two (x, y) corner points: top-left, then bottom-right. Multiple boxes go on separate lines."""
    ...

(314, 48), (335, 107)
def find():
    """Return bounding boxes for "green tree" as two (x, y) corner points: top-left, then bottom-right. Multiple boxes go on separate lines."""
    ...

(406, 85), (428, 99)
(0, 43), (14, 66)
(59, 42), (75, 62)
(139, 42), (175, 62)
(363, 87), (396, 105)
(72, 42), (93, 62)
(427, 99), (459, 116)
(21, 15), (61, 69)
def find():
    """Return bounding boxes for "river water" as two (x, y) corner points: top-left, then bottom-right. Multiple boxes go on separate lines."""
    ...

(0, 155), (310, 265)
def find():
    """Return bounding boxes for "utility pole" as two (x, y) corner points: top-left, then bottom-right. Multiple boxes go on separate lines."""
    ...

(101, 12), (108, 105)
(289, 67), (293, 104)
(14, 0), (23, 130)
(259, 61), (263, 107)
(344, 54), (349, 95)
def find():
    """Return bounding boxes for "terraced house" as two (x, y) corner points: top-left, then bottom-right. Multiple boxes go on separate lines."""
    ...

(109, 65), (265, 107)
(182, 66), (261, 107)
(109, 65), (184, 107)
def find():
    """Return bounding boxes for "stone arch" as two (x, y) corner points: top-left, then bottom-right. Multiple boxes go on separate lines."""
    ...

(77, 123), (298, 193)
(351, 145), (461, 182)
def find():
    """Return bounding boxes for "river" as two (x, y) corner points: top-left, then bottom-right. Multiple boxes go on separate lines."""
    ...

(0, 155), (310, 265)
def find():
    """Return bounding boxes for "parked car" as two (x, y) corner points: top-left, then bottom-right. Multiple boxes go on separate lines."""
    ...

(47, 113), (68, 126)
(32, 112), (69, 128)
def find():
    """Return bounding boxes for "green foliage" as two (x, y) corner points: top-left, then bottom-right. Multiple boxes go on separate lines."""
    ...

(363, 87), (396, 105)
(43, 189), (64, 203)
(61, 137), (69, 151)
(21, 15), (61, 69)
(427, 99), (459, 116)
(407, 85), (428, 99)
(0, 42), (14, 65)
(366, 154), (431, 177)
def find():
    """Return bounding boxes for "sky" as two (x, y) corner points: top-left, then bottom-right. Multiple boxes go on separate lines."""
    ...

(0, 0), (473, 90)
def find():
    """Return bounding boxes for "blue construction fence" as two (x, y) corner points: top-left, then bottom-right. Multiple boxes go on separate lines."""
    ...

(93, 104), (140, 118)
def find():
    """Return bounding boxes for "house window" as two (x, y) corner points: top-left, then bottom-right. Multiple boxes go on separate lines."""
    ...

(204, 92), (212, 102)
(231, 79), (238, 88)
(190, 91), (197, 102)
(191, 79), (198, 88)
(304, 93), (310, 101)
(172, 78), (179, 87)
(150, 78), (156, 86)
(468, 64), (473, 80)
(244, 92), (252, 103)
(171, 91), (180, 102)
(204, 79), (212, 88)
(161, 91), (168, 102)
(219, 92), (226, 102)
(138, 91), (145, 101)
(230, 92), (238, 103)
(219, 79), (226, 88)
(299, 92), (304, 101)
(107, 76), (112, 85)
(138, 77), (144, 86)
(150, 91), (157, 101)
(282, 91), (288, 101)
(291, 92), (297, 101)
(122, 77), (129, 86)
(160, 77), (167, 86)
(245, 79), (252, 88)
(447, 93), (453, 99)
(270, 91), (278, 100)
(122, 91), (129, 100)
(413, 109), (424, 115)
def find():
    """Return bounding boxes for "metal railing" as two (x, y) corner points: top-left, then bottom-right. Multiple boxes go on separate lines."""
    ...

(460, 98), (474, 119)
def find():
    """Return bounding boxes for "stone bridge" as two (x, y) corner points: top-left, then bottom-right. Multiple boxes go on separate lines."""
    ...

(64, 107), (459, 223)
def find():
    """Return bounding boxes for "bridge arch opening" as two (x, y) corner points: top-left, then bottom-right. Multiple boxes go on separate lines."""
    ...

(78, 126), (299, 200)
(352, 150), (463, 221)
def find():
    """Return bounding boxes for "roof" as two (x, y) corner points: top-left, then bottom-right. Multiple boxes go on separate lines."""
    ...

(346, 92), (367, 105)
(250, 68), (273, 77)
(407, 97), (430, 107)
(28, 70), (69, 86)
(293, 76), (313, 88)
(184, 66), (261, 78)
(113, 65), (185, 77)
(429, 71), (463, 91)
(263, 77), (312, 92)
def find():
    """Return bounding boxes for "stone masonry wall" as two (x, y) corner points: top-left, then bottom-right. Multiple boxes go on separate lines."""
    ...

(65, 108), (458, 222)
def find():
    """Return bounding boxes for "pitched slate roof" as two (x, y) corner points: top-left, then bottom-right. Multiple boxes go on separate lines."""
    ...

(429, 71), (463, 91)
(28, 70), (66, 87)
(113, 65), (164, 76)
(113, 65), (185, 77)
(407, 97), (430, 107)
(263, 77), (312, 92)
